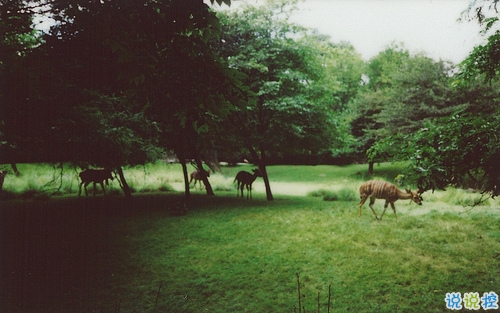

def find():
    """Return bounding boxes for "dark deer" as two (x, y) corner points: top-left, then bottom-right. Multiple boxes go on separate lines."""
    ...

(359, 180), (422, 221)
(78, 168), (114, 196)
(189, 169), (210, 190)
(234, 168), (262, 199)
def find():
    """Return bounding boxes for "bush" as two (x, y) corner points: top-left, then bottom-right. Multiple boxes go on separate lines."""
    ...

(308, 188), (358, 201)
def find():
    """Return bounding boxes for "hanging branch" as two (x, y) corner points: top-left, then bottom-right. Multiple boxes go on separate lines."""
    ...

(41, 162), (65, 197)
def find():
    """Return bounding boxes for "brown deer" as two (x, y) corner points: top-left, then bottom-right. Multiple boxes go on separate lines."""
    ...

(234, 168), (262, 199)
(358, 180), (422, 221)
(78, 168), (114, 196)
(189, 169), (210, 190)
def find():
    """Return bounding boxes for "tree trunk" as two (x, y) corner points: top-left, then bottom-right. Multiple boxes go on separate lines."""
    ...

(248, 144), (273, 201)
(195, 156), (214, 196)
(368, 161), (374, 176)
(116, 166), (132, 197)
(180, 158), (191, 200)
(11, 163), (20, 176)
(259, 148), (273, 201)
(259, 164), (273, 201)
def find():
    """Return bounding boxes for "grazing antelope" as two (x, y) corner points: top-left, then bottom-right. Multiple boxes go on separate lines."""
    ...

(189, 169), (210, 190)
(0, 171), (4, 191)
(358, 180), (422, 221)
(234, 168), (262, 199)
(78, 168), (114, 196)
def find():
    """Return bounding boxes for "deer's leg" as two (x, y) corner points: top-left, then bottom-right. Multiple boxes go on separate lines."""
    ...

(84, 182), (90, 196)
(368, 197), (380, 220)
(248, 184), (252, 199)
(358, 195), (368, 217)
(100, 181), (106, 195)
(78, 182), (84, 196)
(390, 202), (397, 221)
(380, 201), (389, 220)
(240, 183), (245, 198)
(92, 182), (97, 196)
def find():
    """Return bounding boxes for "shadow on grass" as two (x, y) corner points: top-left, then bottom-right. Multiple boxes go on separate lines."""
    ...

(1, 193), (260, 313)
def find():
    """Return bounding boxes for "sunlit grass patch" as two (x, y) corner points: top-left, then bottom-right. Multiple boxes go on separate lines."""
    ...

(206, 173), (235, 192)
(2, 163), (80, 197)
(439, 187), (496, 206)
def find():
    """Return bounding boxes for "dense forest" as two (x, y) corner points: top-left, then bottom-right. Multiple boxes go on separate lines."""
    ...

(1, 0), (499, 199)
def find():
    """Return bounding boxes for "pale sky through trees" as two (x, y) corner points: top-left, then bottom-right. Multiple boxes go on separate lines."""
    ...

(212, 0), (484, 64)
(35, 0), (484, 64)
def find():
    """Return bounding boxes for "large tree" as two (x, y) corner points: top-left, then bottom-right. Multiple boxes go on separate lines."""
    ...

(402, 80), (500, 196)
(400, 0), (500, 196)
(212, 0), (363, 199)
(398, 0), (500, 196)
(0, 0), (44, 174)
(351, 44), (459, 173)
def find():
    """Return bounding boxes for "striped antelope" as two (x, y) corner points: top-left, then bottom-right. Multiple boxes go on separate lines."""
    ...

(78, 168), (114, 196)
(359, 180), (422, 221)
(234, 168), (262, 199)
(189, 169), (210, 190)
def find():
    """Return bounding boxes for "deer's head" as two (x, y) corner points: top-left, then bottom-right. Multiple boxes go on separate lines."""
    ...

(252, 168), (263, 177)
(406, 189), (423, 205)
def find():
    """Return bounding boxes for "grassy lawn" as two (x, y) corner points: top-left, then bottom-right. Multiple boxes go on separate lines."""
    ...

(1, 163), (499, 312)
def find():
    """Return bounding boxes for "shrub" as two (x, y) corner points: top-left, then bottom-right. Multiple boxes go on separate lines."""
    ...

(308, 188), (358, 201)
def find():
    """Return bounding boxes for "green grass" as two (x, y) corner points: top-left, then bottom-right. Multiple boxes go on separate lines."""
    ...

(1, 162), (499, 312)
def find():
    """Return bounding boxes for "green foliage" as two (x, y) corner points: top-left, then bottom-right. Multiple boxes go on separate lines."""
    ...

(352, 44), (458, 162)
(405, 109), (500, 195)
(213, 0), (364, 163)
(459, 30), (500, 82)
(75, 94), (164, 167)
(0, 0), (42, 60)
(351, 33), (500, 197)
(1, 0), (251, 169)
(365, 43), (411, 91)
(459, 0), (500, 82)
(366, 73), (500, 196)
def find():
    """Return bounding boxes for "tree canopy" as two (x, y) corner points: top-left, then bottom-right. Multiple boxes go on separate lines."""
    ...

(210, 0), (364, 199)
(1, 0), (498, 199)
